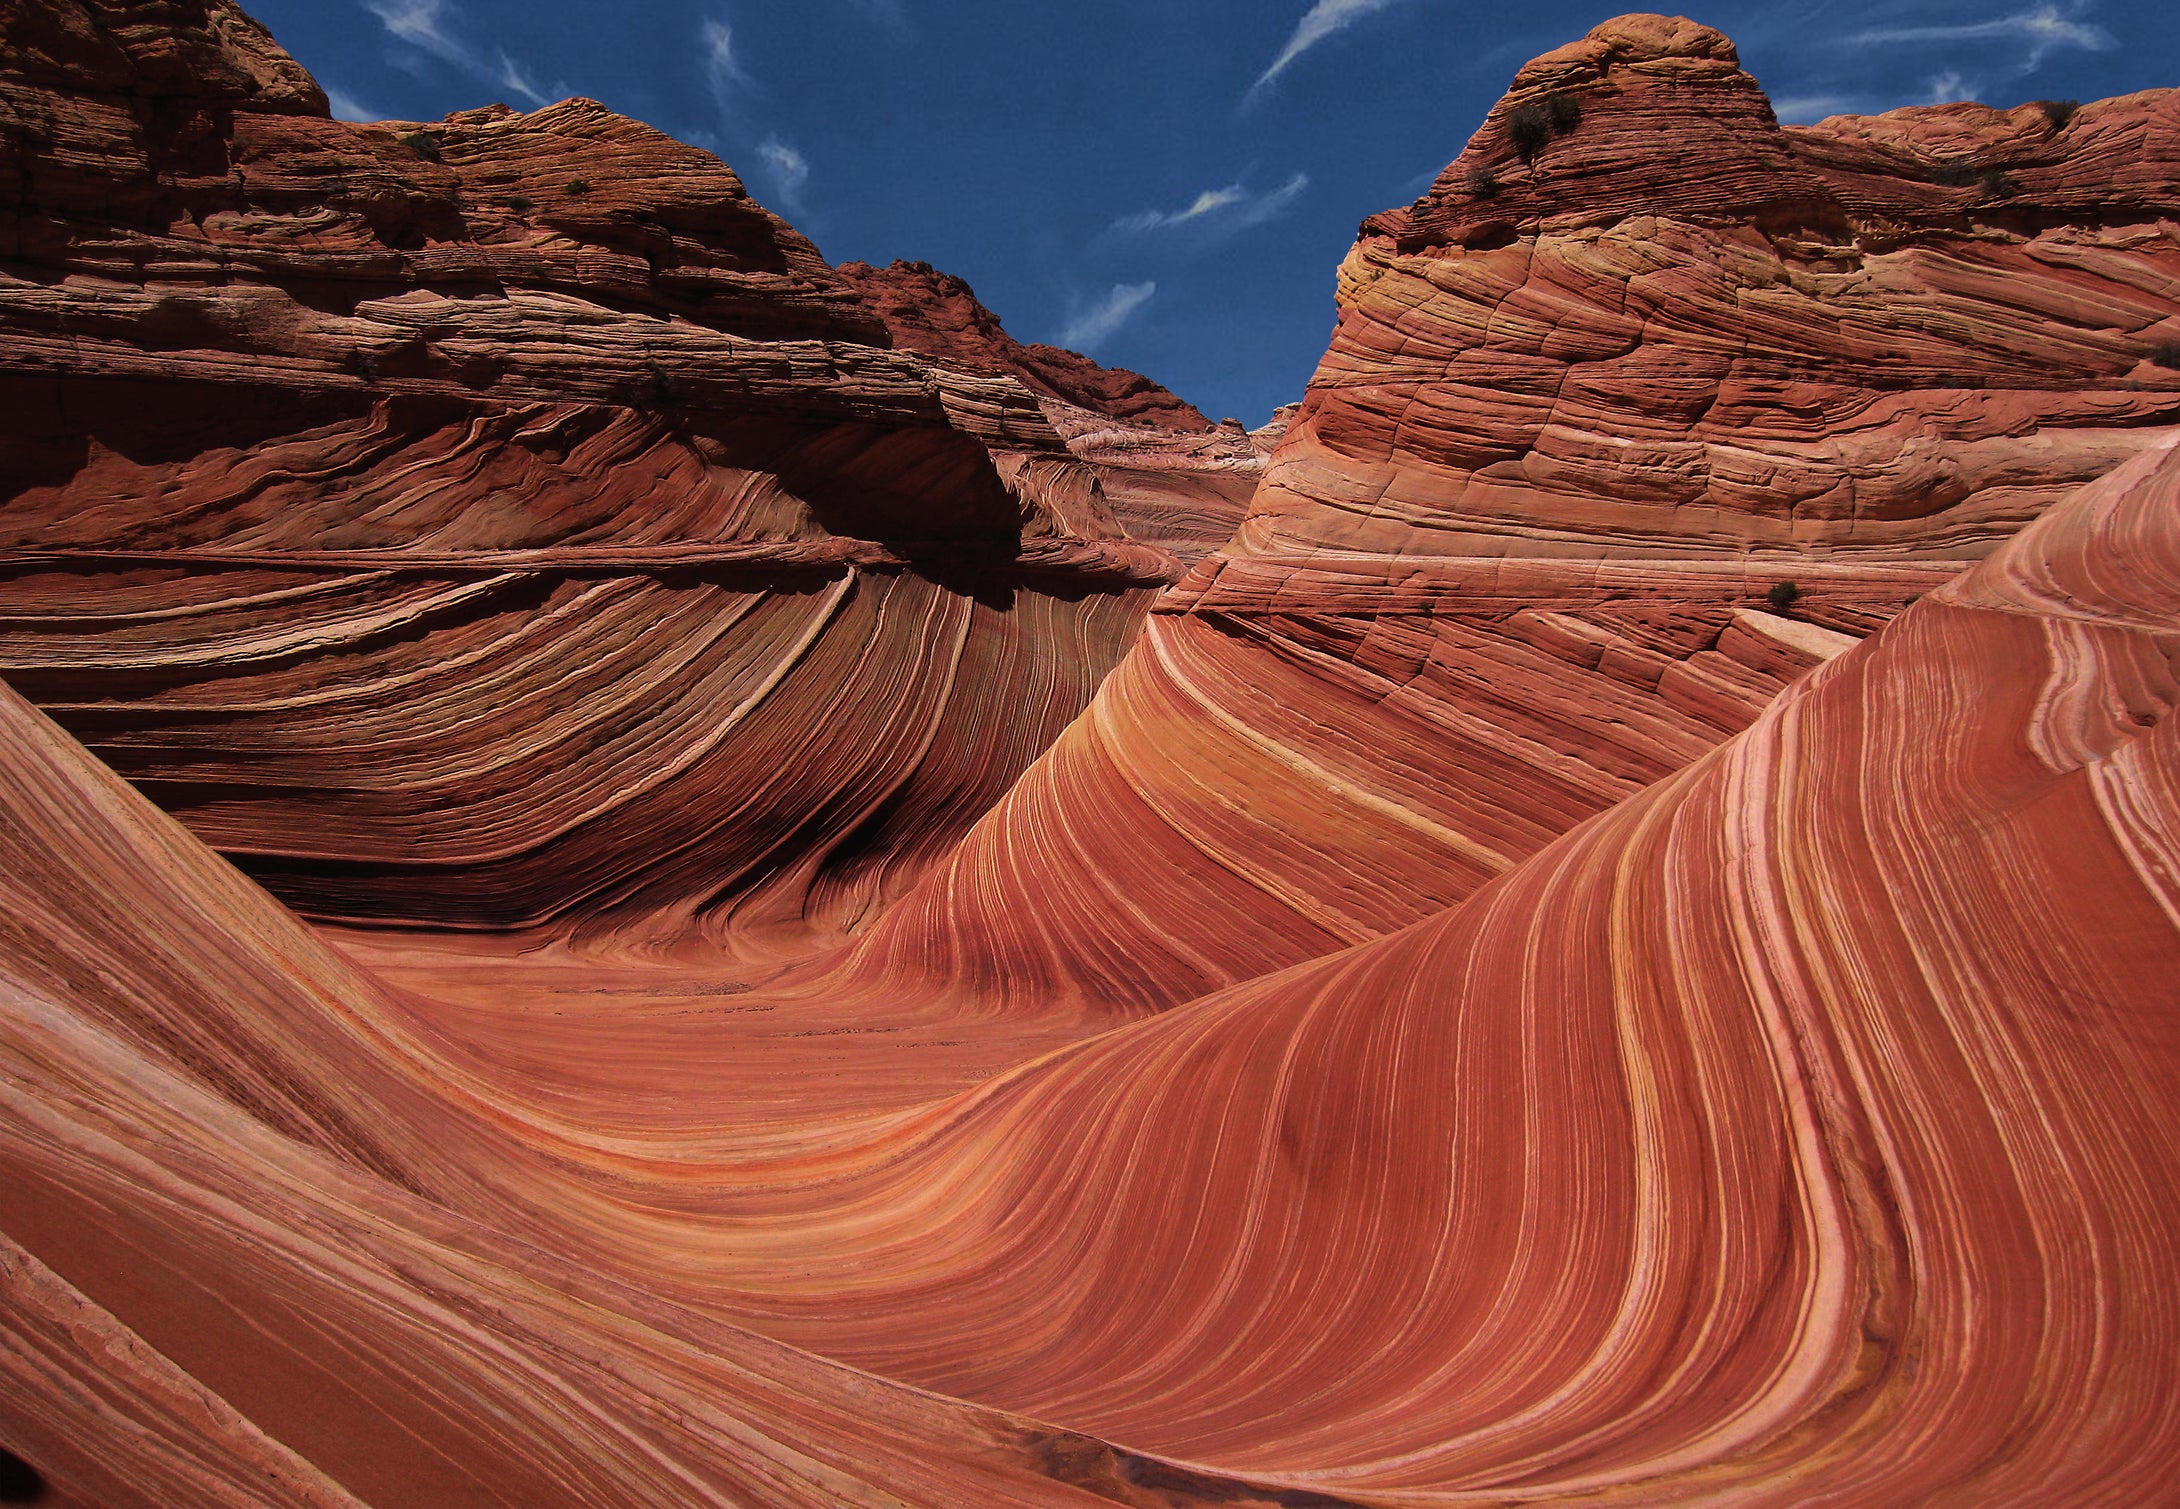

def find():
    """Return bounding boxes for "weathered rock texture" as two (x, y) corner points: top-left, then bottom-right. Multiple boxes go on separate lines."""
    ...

(5, 6), (2180, 1507)
(5, 392), (2178, 1509)
(841, 15), (2180, 1014)
(838, 258), (1210, 430)
(839, 258), (1260, 561)
(0, 0), (1182, 944)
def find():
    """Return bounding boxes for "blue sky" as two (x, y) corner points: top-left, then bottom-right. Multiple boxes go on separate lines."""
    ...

(245, 0), (2175, 425)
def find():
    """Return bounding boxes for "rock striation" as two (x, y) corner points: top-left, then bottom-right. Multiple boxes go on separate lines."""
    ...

(840, 15), (2180, 1014)
(839, 258), (1260, 562)
(5, 6), (2180, 1507)
(0, 0), (1181, 944)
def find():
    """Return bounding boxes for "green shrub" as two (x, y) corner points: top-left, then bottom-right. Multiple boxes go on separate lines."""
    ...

(1466, 164), (1501, 199)
(398, 130), (443, 163)
(1980, 169), (2022, 198)
(2149, 342), (2180, 370)
(564, 178), (593, 196)
(1544, 91), (1582, 134)
(505, 194), (535, 214)
(2034, 98), (2080, 130)
(1766, 580), (1801, 613)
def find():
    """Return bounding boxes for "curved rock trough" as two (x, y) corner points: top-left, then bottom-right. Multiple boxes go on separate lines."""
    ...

(3, 4), (2179, 1504)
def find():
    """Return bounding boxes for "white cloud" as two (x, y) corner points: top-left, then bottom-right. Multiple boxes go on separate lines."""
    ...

(363, 0), (560, 109)
(758, 137), (809, 205)
(1770, 93), (1869, 124)
(324, 85), (381, 122)
(493, 52), (552, 107)
(1058, 282), (1157, 351)
(1847, 5), (2115, 66)
(364, 0), (472, 68)
(1250, 0), (1412, 98)
(1925, 68), (1971, 103)
(1112, 173), (1310, 234)
(703, 17), (751, 100)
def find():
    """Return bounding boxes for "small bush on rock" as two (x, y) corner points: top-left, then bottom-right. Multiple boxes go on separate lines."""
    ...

(1507, 104), (1551, 161)
(398, 131), (443, 163)
(2035, 98), (2080, 130)
(2149, 342), (2180, 370)
(1467, 164), (1501, 199)
(1766, 580), (1802, 613)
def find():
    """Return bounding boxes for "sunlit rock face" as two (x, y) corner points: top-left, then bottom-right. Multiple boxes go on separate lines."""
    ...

(842, 14), (2180, 1014)
(0, 0), (1180, 947)
(4, 7), (2180, 1508)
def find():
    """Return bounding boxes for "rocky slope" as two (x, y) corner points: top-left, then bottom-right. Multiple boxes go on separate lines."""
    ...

(0, 0), (1181, 946)
(4, 5), (2180, 1507)
(839, 14), (2180, 1014)
(839, 258), (1262, 561)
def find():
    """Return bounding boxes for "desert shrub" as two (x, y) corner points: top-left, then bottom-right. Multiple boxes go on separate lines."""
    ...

(1544, 91), (1582, 134)
(1507, 103), (1552, 161)
(1467, 164), (1501, 199)
(642, 359), (681, 407)
(1980, 169), (2022, 198)
(1928, 160), (1981, 187)
(505, 194), (535, 213)
(2149, 342), (2180, 370)
(2034, 98), (2080, 130)
(1766, 579), (1802, 613)
(398, 130), (443, 163)
(564, 178), (593, 196)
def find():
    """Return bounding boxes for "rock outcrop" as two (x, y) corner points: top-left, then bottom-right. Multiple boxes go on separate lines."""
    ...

(5, 6), (2180, 1507)
(839, 15), (2180, 1013)
(838, 258), (1209, 430)
(0, 0), (1174, 944)
(840, 258), (1260, 562)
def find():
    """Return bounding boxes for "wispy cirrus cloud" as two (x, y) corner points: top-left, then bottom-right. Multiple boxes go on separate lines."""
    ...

(362, 0), (557, 107)
(1058, 282), (1157, 351)
(701, 16), (752, 103)
(324, 84), (382, 123)
(1249, 0), (1413, 100)
(364, 0), (468, 65)
(1846, 3), (2115, 66)
(1111, 173), (1310, 235)
(1770, 92), (1872, 124)
(757, 137), (810, 207)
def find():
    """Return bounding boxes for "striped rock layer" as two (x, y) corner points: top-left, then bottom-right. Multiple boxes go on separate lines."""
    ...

(0, 0), (1206, 947)
(4, 378), (2178, 1509)
(4, 5), (2180, 1507)
(839, 14), (2180, 1015)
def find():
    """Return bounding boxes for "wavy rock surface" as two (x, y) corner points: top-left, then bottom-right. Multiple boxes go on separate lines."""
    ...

(0, 0), (1176, 944)
(842, 16), (2180, 1013)
(5, 376), (2177, 1509)
(6, 6), (2180, 1506)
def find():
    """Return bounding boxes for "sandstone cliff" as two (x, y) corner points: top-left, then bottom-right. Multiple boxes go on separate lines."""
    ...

(840, 14), (2180, 1013)
(839, 258), (1260, 561)
(0, 0), (1178, 946)
(4, 5), (2180, 1507)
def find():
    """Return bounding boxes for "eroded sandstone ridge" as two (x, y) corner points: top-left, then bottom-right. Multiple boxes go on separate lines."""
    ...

(843, 14), (2180, 1012)
(4, 5), (2180, 1507)
(0, 0), (1197, 946)
(839, 257), (1264, 561)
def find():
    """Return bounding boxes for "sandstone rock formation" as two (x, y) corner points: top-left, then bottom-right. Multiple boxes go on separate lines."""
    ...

(839, 258), (1260, 561)
(0, 0), (1183, 946)
(840, 15), (2180, 1014)
(4, 4), (2180, 1506)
